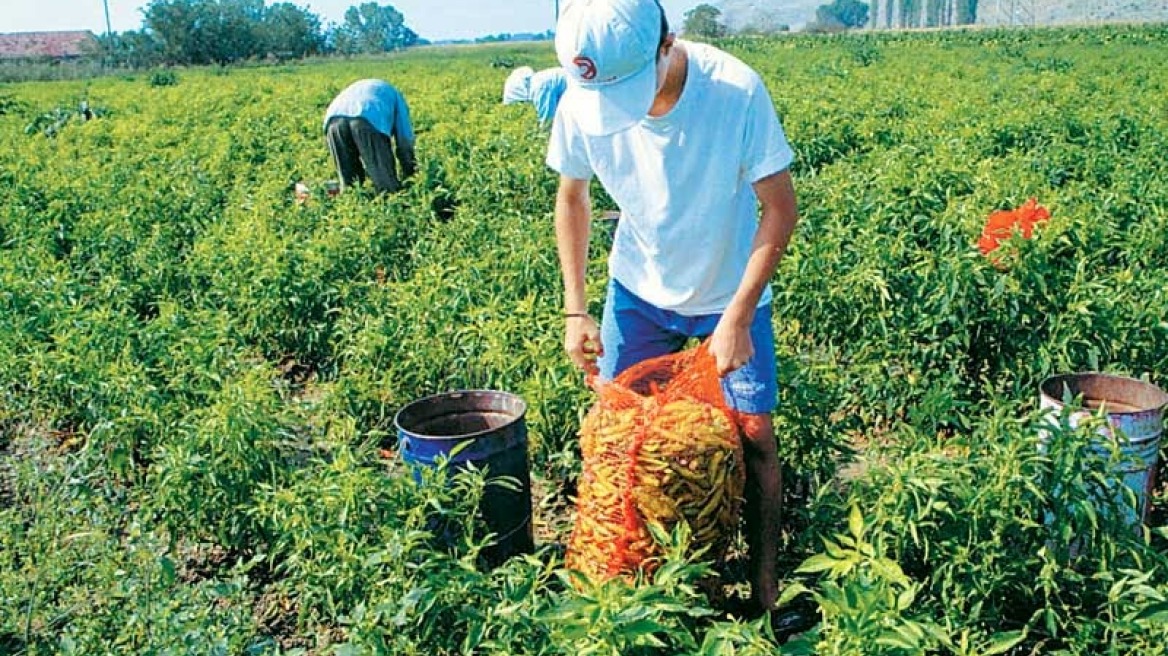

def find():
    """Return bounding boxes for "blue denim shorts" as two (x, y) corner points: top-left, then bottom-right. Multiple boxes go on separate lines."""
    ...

(597, 279), (778, 414)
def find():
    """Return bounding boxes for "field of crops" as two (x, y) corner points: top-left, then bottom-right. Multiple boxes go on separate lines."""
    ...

(2, 25), (1168, 655)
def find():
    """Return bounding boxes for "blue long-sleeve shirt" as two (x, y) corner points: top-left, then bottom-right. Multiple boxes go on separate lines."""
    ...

(323, 79), (414, 145)
(530, 68), (567, 125)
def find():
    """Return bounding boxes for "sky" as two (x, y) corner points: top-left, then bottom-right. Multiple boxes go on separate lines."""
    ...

(0, 0), (705, 42)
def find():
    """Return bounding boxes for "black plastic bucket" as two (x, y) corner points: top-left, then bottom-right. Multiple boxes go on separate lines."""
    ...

(394, 390), (534, 566)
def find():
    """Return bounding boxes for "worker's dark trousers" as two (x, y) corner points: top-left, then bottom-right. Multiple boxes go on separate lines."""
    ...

(325, 117), (400, 193)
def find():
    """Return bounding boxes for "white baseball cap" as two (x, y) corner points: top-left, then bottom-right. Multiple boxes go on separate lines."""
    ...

(555, 0), (666, 136)
(502, 66), (535, 105)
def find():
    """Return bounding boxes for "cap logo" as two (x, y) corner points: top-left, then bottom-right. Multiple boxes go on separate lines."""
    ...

(572, 55), (598, 81)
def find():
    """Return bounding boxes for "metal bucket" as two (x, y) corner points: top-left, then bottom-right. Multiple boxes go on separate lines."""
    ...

(394, 390), (534, 566)
(1039, 373), (1168, 528)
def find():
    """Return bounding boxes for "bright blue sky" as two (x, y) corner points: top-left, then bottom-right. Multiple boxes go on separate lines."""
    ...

(1, 0), (705, 42)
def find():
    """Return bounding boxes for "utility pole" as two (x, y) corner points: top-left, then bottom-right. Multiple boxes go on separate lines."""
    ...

(101, 0), (114, 70)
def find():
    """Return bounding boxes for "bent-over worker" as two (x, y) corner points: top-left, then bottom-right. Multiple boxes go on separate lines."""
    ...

(323, 79), (417, 194)
(502, 66), (569, 127)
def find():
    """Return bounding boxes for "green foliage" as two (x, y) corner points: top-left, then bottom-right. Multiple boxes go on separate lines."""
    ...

(683, 4), (729, 40)
(148, 366), (292, 548)
(137, 0), (330, 66)
(0, 92), (25, 116)
(148, 68), (178, 87)
(786, 406), (1168, 654)
(23, 107), (76, 138)
(144, 0), (267, 65)
(261, 2), (327, 59)
(95, 30), (165, 69)
(332, 2), (419, 55)
(814, 0), (871, 30)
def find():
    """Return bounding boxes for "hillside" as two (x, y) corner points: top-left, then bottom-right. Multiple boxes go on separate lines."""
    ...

(712, 0), (1168, 31)
(977, 0), (1168, 26)
(715, 0), (823, 31)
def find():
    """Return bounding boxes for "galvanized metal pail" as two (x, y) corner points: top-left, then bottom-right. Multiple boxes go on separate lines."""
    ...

(394, 390), (534, 566)
(1039, 373), (1168, 529)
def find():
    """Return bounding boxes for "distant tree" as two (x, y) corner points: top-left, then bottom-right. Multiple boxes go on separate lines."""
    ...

(738, 23), (790, 35)
(683, 4), (728, 39)
(144, 0), (267, 64)
(213, 0), (267, 61)
(334, 3), (418, 54)
(95, 30), (165, 68)
(475, 33), (512, 43)
(814, 0), (871, 29)
(260, 3), (325, 58)
(142, 0), (199, 64)
(324, 23), (347, 53)
(135, 0), (327, 65)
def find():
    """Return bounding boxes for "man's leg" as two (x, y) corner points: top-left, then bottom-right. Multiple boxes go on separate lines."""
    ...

(395, 139), (417, 181)
(704, 304), (781, 614)
(739, 412), (781, 613)
(325, 118), (365, 191)
(349, 118), (400, 194)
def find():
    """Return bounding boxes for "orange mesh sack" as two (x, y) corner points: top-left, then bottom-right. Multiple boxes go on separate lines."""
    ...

(565, 343), (746, 582)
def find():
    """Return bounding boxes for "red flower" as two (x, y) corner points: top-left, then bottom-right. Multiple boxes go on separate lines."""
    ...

(978, 198), (1050, 257)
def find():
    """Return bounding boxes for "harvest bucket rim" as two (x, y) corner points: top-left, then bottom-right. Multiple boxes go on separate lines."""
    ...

(393, 388), (528, 441)
(1039, 372), (1168, 415)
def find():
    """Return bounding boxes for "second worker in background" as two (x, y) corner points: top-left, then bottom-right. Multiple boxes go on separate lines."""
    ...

(502, 65), (569, 127)
(324, 79), (417, 194)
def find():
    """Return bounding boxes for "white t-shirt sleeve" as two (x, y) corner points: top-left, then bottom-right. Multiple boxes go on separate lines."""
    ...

(546, 109), (594, 181)
(741, 76), (795, 184)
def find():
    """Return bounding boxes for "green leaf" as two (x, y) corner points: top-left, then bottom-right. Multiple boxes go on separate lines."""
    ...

(777, 582), (812, 607)
(871, 558), (909, 587)
(896, 587), (915, 611)
(823, 538), (849, 559)
(619, 619), (671, 638)
(1133, 601), (1168, 624)
(875, 624), (924, 649)
(983, 629), (1027, 655)
(796, 553), (840, 575)
(779, 636), (817, 655)
(848, 504), (865, 541)
(158, 555), (177, 586)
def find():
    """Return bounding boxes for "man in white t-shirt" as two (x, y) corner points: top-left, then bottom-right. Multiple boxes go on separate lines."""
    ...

(546, 0), (800, 614)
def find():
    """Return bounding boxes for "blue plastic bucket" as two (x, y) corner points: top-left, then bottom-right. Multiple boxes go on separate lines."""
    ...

(394, 390), (534, 565)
